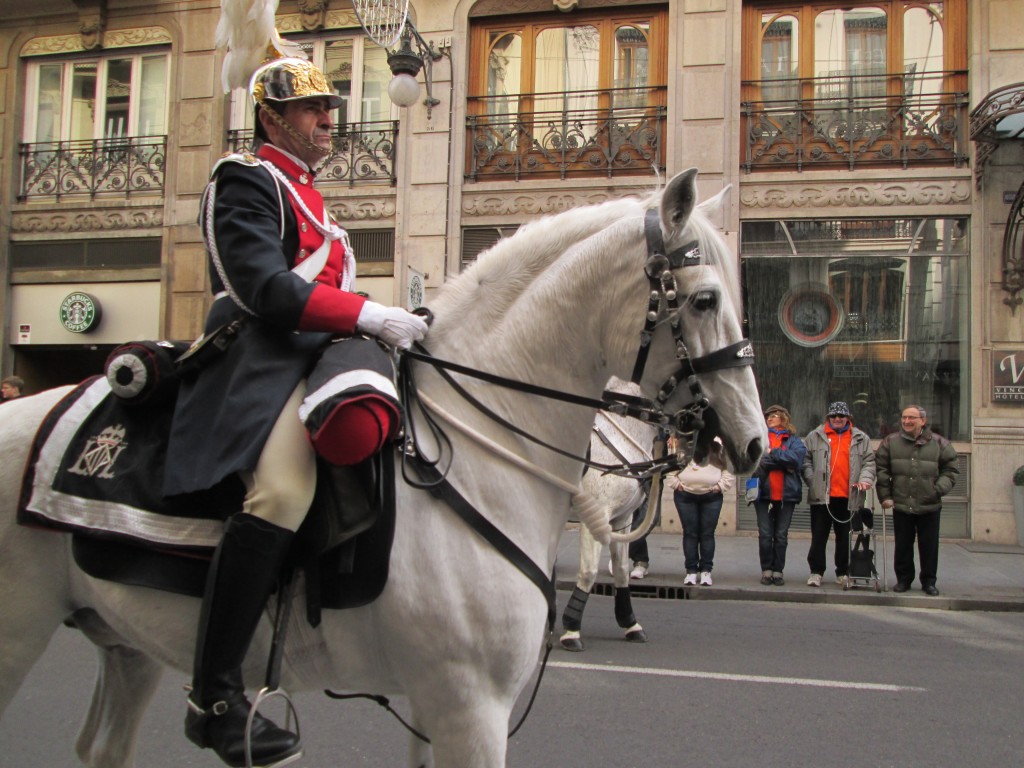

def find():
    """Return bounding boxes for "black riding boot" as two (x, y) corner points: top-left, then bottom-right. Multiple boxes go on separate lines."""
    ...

(185, 513), (301, 768)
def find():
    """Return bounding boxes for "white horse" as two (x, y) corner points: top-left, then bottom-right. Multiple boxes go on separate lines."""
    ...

(560, 386), (658, 652)
(0, 169), (766, 768)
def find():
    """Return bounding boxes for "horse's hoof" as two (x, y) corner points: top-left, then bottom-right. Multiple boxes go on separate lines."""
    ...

(559, 631), (585, 652)
(624, 627), (648, 643)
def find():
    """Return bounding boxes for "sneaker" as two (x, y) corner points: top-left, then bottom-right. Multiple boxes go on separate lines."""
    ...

(608, 559), (614, 576)
(629, 563), (648, 580)
(699, 571), (713, 586)
(772, 573), (785, 586)
(683, 572), (698, 586)
(807, 573), (822, 587)
(760, 571), (773, 585)
(836, 574), (849, 587)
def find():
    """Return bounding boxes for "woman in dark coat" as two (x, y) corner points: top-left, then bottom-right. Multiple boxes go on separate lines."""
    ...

(752, 404), (806, 586)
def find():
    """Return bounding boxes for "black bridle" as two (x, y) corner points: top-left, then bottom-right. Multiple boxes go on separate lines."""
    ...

(400, 207), (757, 482)
(630, 208), (756, 440)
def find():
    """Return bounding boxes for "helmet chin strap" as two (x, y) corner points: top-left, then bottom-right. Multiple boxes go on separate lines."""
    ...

(259, 103), (331, 158)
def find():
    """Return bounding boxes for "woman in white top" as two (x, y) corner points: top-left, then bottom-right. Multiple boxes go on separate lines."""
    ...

(666, 437), (734, 586)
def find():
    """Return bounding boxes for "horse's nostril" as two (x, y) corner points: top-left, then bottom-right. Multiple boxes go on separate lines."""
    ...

(747, 438), (763, 465)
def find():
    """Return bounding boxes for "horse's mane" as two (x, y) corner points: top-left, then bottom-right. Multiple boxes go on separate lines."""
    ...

(430, 184), (741, 344)
(431, 196), (644, 334)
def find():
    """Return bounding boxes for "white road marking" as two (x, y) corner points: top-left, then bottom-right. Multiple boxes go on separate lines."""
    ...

(549, 661), (925, 692)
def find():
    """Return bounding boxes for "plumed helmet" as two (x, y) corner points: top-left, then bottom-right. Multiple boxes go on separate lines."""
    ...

(249, 57), (343, 109)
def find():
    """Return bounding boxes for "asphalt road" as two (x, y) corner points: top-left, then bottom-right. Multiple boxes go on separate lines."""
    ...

(2, 597), (1022, 767)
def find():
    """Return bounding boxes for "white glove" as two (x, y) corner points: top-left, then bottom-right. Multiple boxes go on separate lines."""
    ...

(356, 300), (428, 350)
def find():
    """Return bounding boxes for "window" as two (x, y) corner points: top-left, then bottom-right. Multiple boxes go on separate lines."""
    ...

(24, 52), (169, 143)
(20, 51), (169, 199)
(740, 1), (967, 170)
(467, 7), (667, 179)
(741, 217), (969, 442)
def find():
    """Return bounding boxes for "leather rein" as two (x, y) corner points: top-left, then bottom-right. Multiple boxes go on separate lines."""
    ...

(401, 208), (756, 484)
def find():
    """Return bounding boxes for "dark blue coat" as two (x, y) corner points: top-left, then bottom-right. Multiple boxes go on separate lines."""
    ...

(163, 146), (360, 497)
(755, 431), (806, 504)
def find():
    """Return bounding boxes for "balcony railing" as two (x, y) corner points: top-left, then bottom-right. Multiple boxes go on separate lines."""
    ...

(19, 136), (167, 201)
(228, 121), (398, 186)
(466, 87), (667, 181)
(741, 71), (969, 172)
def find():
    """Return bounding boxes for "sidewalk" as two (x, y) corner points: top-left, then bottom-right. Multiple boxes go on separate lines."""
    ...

(554, 529), (1024, 612)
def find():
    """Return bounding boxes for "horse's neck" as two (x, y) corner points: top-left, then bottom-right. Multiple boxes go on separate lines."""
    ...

(411, 217), (648, 564)
(427, 218), (646, 430)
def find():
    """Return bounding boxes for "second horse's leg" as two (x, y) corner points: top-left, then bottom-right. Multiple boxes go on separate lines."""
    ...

(611, 539), (647, 643)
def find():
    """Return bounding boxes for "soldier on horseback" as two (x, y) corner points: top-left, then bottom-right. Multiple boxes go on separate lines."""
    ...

(164, 55), (427, 767)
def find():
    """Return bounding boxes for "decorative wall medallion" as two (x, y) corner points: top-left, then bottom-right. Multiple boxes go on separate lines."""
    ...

(777, 283), (844, 347)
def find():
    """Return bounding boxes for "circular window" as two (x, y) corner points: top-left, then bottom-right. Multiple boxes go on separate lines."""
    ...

(777, 283), (844, 348)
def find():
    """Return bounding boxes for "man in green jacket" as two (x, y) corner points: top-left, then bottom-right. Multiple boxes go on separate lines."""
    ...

(875, 405), (959, 595)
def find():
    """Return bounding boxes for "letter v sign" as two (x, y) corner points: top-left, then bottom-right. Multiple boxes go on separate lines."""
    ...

(999, 352), (1024, 384)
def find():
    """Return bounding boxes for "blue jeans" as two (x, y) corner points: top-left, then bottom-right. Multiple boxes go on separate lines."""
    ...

(754, 500), (795, 573)
(675, 489), (723, 572)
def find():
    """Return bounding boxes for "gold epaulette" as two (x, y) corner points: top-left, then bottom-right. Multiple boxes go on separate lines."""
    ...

(210, 151), (262, 177)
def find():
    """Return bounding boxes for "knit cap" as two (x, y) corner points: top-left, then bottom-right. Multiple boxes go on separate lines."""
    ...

(827, 401), (851, 417)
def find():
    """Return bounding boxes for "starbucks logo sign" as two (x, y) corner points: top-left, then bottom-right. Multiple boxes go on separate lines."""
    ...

(59, 292), (102, 333)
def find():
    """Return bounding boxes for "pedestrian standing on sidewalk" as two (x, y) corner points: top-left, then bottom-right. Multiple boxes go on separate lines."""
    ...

(667, 437), (734, 586)
(875, 405), (958, 596)
(802, 402), (875, 588)
(752, 405), (806, 586)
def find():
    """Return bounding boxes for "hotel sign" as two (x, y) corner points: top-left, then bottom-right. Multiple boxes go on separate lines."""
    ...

(994, 350), (1024, 403)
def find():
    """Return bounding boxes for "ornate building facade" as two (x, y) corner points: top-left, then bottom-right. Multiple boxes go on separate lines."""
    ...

(1, 0), (1021, 541)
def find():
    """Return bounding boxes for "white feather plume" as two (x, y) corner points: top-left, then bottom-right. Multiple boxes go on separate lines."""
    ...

(217, 0), (307, 93)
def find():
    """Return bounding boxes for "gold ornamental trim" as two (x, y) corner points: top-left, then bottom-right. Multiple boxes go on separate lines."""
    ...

(21, 26), (171, 57)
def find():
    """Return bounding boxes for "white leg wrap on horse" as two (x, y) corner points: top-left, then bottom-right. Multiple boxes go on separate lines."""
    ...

(572, 491), (611, 544)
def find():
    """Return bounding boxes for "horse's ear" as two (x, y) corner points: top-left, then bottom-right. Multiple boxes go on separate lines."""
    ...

(660, 168), (698, 235)
(698, 184), (731, 229)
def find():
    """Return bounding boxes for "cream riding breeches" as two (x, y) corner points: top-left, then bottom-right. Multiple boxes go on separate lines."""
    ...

(239, 383), (316, 532)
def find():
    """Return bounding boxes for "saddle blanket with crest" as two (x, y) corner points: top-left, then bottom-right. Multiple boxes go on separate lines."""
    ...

(18, 376), (239, 550)
(17, 375), (396, 617)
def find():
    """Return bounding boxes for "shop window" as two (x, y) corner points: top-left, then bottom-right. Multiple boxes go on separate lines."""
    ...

(741, 217), (969, 442)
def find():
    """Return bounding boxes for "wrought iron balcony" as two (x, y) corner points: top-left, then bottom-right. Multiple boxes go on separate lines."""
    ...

(18, 136), (167, 201)
(466, 87), (667, 181)
(228, 121), (398, 186)
(741, 71), (969, 172)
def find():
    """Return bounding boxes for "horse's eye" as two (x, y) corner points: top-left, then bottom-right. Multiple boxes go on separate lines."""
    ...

(691, 290), (718, 311)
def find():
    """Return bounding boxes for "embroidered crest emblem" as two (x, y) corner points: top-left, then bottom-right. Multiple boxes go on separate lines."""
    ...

(68, 424), (128, 479)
